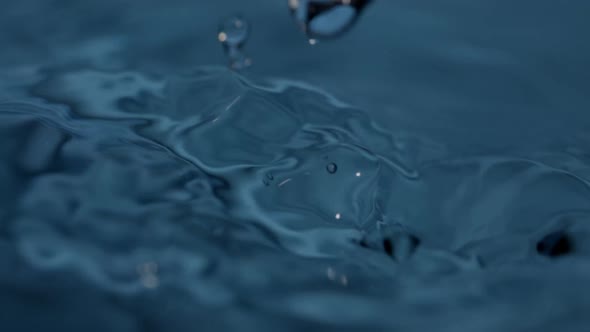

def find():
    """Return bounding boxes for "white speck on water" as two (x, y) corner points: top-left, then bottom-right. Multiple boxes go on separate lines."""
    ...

(278, 178), (292, 187)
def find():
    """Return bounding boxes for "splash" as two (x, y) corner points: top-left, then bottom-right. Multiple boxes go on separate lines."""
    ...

(1, 66), (590, 330)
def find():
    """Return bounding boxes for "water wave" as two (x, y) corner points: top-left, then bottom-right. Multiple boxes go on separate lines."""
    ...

(1, 66), (590, 331)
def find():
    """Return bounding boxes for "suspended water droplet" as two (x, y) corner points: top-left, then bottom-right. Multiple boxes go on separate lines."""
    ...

(326, 162), (338, 174)
(218, 15), (252, 70)
(288, 0), (372, 40)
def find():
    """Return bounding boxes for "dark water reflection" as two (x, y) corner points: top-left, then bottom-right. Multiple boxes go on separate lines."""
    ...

(1, 1), (590, 331)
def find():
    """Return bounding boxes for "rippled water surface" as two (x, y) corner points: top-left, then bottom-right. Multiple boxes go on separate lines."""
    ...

(2, 1), (590, 331)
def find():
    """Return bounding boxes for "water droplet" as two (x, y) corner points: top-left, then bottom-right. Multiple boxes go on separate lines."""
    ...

(218, 15), (251, 70)
(326, 162), (338, 174)
(288, 0), (372, 40)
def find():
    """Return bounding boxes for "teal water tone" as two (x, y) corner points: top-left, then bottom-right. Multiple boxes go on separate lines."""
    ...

(1, 1), (590, 331)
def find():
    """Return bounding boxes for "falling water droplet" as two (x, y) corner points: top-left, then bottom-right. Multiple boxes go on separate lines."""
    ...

(218, 15), (252, 70)
(326, 162), (338, 174)
(288, 0), (372, 40)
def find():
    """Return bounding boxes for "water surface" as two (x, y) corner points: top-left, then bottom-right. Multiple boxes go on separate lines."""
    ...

(1, 1), (590, 331)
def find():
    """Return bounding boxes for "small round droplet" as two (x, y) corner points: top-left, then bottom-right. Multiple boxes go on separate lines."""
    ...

(326, 163), (338, 174)
(288, 0), (372, 40)
(218, 15), (251, 70)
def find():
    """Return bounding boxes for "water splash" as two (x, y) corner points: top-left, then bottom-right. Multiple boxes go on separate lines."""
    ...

(2, 1), (590, 330)
(3, 66), (590, 331)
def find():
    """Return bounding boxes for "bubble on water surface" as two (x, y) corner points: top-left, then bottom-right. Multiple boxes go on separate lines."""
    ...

(326, 162), (338, 174)
(288, 0), (372, 40)
(218, 15), (252, 70)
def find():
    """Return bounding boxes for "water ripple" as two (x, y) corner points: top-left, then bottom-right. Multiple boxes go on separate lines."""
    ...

(1, 65), (590, 330)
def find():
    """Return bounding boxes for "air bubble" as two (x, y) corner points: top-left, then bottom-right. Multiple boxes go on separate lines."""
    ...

(288, 0), (372, 40)
(326, 162), (338, 174)
(218, 15), (252, 70)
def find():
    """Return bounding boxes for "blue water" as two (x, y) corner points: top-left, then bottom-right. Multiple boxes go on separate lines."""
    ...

(2, 1), (590, 331)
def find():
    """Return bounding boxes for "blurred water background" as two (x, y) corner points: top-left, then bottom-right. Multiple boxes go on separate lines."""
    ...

(1, 1), (590, 331)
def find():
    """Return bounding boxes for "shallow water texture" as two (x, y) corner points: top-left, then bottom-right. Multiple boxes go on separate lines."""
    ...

(2, 1), (590, 331)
